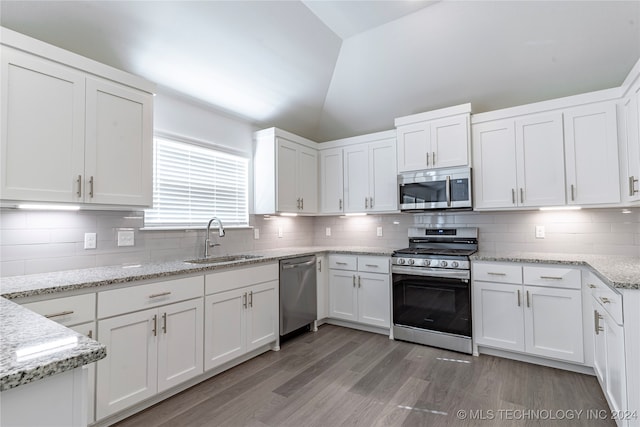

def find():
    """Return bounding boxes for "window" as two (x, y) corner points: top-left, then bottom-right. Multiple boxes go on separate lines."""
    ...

(145, 136), (249, 228)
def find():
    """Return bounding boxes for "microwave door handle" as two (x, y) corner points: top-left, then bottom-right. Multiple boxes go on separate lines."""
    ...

(446, 175), (451, 207)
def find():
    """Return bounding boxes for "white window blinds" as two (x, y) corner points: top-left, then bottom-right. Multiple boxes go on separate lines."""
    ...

(145, 137), (249, 228)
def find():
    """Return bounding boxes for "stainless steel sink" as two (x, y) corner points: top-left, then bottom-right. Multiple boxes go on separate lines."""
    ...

(184, 254), (263, 264)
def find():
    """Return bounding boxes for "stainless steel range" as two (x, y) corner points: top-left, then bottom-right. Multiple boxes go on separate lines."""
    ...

(391, 226), (478, 354)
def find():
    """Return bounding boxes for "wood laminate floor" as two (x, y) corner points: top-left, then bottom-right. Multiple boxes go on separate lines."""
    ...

(115, 325), (613, 427)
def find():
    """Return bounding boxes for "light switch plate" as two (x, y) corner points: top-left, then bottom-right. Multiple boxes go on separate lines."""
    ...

(278, 226), (283, 238)
(377, 226), (383, 237)
(254, 228), (260, 240)
(535, 225), (545, 239)
(117, 230), (135, 247)
(325, 227), (331, 237)
(84, 232), (97, 249)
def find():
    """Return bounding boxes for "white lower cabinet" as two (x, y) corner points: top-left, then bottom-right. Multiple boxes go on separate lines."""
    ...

(204, 264), (279, 371)
(473, 262), (584, 364)
(95, 276), (204, 420)
(328, 255), (390, 328)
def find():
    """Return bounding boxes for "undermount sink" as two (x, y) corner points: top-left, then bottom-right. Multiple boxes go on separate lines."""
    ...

(184, 254), (263, 264)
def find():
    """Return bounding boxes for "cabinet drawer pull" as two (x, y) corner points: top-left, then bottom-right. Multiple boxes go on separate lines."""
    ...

(526, 290), (530, 308)
(162, 312), (167, 334)
(520, 188), (524, 203)
(432, 152), (436, 166)
(364, 264), (379, 268)
(365, 197), (369, 209)
(352, 275), (356, 287)
(76, 175), (82, 197)
(570, 184), (575, 201)
(487, 272), (506, 276)
(152, 314), (157, 337)
(594, 310), (604, 335)
(44, 310), (74, 319)
(149, 291), (171, 299)
(588, 284), (596, 289)
(517, 289), (521, 307)
(243, 293), (247, 309)
(630, 176), (639, 196)
(87, 330), (93, 339)
(249, 291), (253, 308)
(335, 262), (348, 265)
(301, 198), (304, 210)
(511, 188), (516, 204)
(339, 199), (342, 210)
(358, 275), (361, 288)
(540, 276), (563, 280)
(318, 259), (322, 272)
(426, 152), (429, 166)
(89, 176), (94, 198)
(599, 297), (611, 304)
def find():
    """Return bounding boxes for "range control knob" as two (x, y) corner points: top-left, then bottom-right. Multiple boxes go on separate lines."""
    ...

(422, 259), (431, 266)
(397, 258), (406, 265)
(440, 260), (448, 267)
(451, 261), (459, 268)
(408, 259), (415, 265)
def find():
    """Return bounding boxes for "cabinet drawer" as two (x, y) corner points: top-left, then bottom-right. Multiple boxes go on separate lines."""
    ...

(205, 263), (278, 295)
(23, 293), (96, 327)
(329, 255), (357, 271)
(473, 263), (522, 284)
(586, 273), (623, 325)
(98, 275), (204, 318)
(357, 256), (389, 274)
(523, 266), (581, 290)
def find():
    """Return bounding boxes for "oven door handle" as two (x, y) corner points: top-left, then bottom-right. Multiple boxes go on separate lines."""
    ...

(446, 175), (451, 207)
(392, 265), (470, 281)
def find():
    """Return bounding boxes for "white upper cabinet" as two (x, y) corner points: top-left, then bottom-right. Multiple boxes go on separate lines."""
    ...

(319, 148), (344, 214)
(563, 102), (620, 205)
(395, 104), (471, 173)
(515, 112), (566, 207)
(0, 32), (154, 207)
(620, 83), (640, 203)
(254, 128), (318, 215)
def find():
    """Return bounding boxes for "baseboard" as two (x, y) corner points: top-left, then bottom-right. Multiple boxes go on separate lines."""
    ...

(477, 346), (595, 375)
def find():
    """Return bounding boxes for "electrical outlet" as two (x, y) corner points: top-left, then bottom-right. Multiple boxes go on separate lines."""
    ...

(325, 227), (331, 237)
(254, 228), (260, 240)
(84, 232), (97, 249)
(535, 225), (545, 239)
(278, 226), (283, 238)
(117, 230), (135, 247)
(376, 226), (383, 237)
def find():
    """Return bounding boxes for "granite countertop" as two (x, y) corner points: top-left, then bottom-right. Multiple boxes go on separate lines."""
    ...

(0, 298), (106, 392)
(471, 252), (640, 290)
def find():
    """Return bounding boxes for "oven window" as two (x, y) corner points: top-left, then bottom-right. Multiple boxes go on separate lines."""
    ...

(392, 273), (471, 337)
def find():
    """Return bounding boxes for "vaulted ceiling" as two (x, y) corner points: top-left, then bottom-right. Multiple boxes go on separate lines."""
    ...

(1, 1), (639, 142)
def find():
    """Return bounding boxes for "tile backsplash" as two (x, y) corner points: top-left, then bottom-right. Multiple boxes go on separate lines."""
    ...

(1, 207), (638, 277)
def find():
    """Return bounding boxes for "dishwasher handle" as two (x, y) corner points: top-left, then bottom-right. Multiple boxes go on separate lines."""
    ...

(281, 259), (316, 269)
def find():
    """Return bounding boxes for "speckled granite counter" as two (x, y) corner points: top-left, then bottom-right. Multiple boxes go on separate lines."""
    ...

(0, 246), (392, 391)
(471, 252), (640, 290)
(0, 298), (105, 391)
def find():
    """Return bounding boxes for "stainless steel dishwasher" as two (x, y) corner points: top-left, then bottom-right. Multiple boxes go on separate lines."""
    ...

(279, 255), (317, 337)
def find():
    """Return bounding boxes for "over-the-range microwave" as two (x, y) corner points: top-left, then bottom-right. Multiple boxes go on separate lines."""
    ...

(398, 167), (472, 211)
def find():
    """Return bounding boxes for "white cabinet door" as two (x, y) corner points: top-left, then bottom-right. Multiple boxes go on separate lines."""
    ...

(564, 102), (620, 205)
(369, 139), (398, 212)
(515, 113), (566, 207)
(523, 286), (584, 363)
(319, 148), (344, 214)
(70, 322), (96, 425)
(276, 139), (299, 212)
(1, 47), (85, 203)
(472, 120), (518, 209)
(157, 299), (203, 393)
(396, 122), (429, 172)
(592, 302), (607, 384)
(85, 78), (152, 206)
(204, 289), (246, 371)
(316, 255), (329, 320)
(246, 281), (278, 352)
(603, 312), (628, 419)
(96, 308), (157, 420)
(343, 144), (369, 212)
(329, 270), (358, 322)
(357, 272), (390, 328)
(298, 145), (318, 213)
(473, 282), (524, 352)
(621, 90), (640, 202)
(430, 115), (469, 169)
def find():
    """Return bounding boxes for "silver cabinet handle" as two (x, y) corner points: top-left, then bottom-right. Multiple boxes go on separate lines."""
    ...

(520, 188), (524, 204)
(512, 188), (516, 205)
(540, 276), (563, 280)
(588, 284), (596, 289)
(365, 197), (369, 209)
(89, 176), (94, 198)
(365, 264), (379, 268)
(149, 291), (171, 298)
(517, 289), (521, 307)
(339, 199), (342, 210)
(76, 175), (82, 197)
(369, 197), (373, 208)
(243, 293), (247, 309)
(445, 175), (451, 207)
(336, 261), (348, 265)
(630, 176), (639, 196)
(426, 152), (429, 166)
(358, 275), (361, 288)
(44, 310), (74, 319)
(301, 198), (304, 210)
(87, 330), (93, 339)
(318, 259), (322, 272)
(487, 272), (506, 276)
(296, 198), (300, 210)
(600, 297), (611, 304)
(352, 275), (356, 287)
(594, 310), (604, 335)
(526, 290), (530, 308)
(249, 291), (253, 308)
(432, 152), (436, 166)
(152, 314), (157, 337)
(162, 312), (167, 334)
(570, 184), (575, 201)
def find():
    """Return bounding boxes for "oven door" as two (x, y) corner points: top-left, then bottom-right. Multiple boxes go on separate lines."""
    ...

(399, 168), (472, 210)
(392, 268), (471, 337)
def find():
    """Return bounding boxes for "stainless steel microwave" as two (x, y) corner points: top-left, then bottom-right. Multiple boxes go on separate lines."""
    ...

(398, 167), (472, 211)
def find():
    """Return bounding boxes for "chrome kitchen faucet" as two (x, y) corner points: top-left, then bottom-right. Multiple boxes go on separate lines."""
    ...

(204, 217), (225, 258)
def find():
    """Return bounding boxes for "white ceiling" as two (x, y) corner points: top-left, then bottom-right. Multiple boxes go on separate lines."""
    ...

(1, 1), (639, 142)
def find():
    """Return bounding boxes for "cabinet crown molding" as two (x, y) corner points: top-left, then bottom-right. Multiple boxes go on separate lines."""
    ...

(394, 103), (472, 127)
